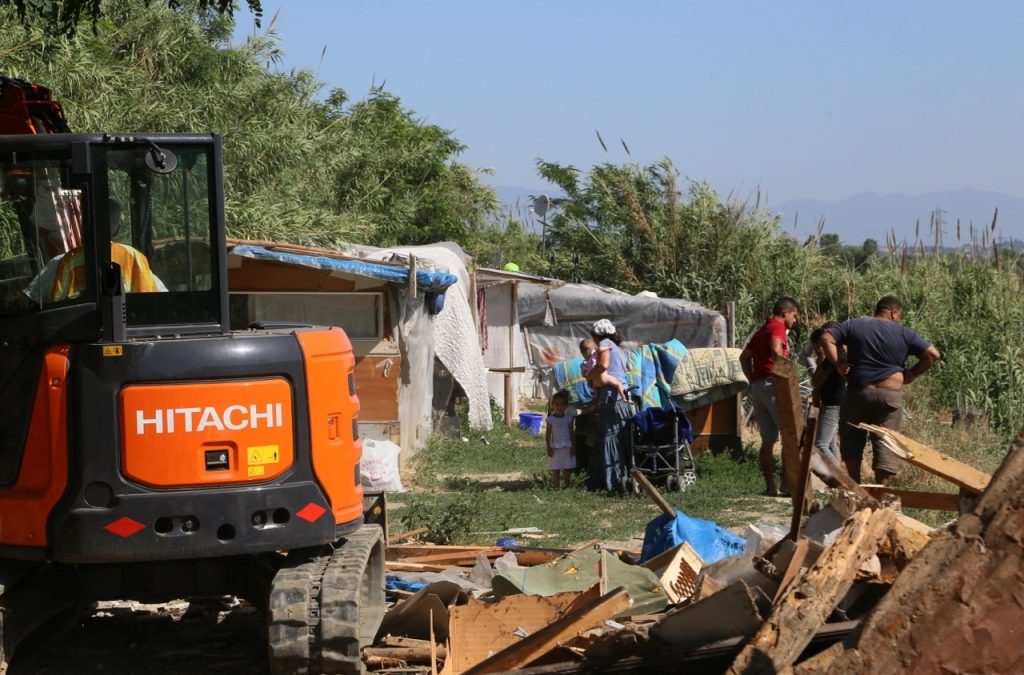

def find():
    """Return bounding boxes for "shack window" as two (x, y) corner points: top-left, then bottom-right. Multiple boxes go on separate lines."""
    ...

(231, 292), (383, 339)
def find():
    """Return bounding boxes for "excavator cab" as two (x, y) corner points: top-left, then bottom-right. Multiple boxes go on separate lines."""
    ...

(0, 131), (385, 673)
(0, 135), (219, 324)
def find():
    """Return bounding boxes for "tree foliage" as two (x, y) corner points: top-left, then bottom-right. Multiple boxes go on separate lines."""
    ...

(0, 0), (496, 247)
(535, 157), (832, 333)
(1, 0), (262, 36)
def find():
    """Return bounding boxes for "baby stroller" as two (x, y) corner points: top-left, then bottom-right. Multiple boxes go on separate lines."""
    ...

(623, 399), (697, 493)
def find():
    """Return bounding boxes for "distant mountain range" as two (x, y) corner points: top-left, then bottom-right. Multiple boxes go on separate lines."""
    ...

(773, 188), (1024, 246)
(494, 185), (1024, 246)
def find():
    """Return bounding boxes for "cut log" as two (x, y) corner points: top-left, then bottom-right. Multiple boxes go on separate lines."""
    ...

(727, 506), (897, 674)
(461, 588), (632, 674)
(829, 430), (1024, 674)
(853, 423), (991, 494)
(364, 645), (447, 664)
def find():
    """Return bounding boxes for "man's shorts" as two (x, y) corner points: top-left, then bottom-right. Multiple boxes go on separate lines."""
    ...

(839, 387), (903, 476)
(749, 378), (781, 444)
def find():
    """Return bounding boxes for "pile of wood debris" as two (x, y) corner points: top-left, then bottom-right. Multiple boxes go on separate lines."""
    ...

(364, 422), (1024, 674)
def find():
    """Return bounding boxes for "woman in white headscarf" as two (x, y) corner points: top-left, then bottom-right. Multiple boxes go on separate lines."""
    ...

(588, 319), (630, 492)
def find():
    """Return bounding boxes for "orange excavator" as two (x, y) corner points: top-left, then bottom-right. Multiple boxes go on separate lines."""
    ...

(0, 75), (385, 673)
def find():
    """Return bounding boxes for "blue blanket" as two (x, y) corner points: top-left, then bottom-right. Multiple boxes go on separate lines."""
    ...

(552, 339), (688, 409)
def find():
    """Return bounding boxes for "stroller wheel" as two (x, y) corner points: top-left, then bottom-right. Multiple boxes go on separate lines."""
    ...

(666, 474), (681, 492)
(681, 470), (697, 489)
(620, 474), (640, 495)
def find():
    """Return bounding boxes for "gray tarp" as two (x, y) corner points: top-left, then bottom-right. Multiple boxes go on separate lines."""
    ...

(514, 281), (727, 400)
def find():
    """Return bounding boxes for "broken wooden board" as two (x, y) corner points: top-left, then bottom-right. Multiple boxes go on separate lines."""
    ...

(862, 484), (959, 511)
(809, 448), (878, 505)
(772, 538), (810, 604)
(650, 580), (773, 650)
(377, 580), (467, 642)
(854, 423), (991, 494)
(828, 430), (1024, 674)
(445, 590), (590, 674)
(641, 541), (704, 604)
(461, 588), (632, 674)
(727, 506), (897, 674)
(789, 414), (817, 537)
(772, 358), (807, 509)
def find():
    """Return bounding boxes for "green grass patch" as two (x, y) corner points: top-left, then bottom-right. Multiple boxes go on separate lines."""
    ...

(400, 426), (791, 548)
(400, 401), (1019, 545)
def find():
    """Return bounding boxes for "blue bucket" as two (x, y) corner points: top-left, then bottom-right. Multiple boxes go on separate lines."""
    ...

(518, 412), (544, 435)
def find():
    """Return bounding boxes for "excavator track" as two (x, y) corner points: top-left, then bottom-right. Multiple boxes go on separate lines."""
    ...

(268, 524), (386, 675)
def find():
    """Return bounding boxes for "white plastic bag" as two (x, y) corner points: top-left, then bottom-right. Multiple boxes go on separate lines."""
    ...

(741, 520), (789, 557)
(360, 439), (404, 492)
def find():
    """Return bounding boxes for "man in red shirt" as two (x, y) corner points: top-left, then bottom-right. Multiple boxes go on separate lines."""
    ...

(740, 297), (799, 496)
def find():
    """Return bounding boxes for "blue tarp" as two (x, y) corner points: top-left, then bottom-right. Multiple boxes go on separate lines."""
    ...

(639, 508), (746, 564)
(230, 244), (459, 292)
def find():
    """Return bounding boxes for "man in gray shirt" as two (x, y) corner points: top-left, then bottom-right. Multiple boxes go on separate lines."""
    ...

(821, 296), (941, 486)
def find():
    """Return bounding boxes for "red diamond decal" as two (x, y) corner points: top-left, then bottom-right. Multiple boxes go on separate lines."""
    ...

(105, 517), (145, 538)
(296, 503), (327, 523)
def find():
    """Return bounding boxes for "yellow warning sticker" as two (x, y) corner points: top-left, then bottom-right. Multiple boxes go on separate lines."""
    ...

(248, 465), (266, 477)
(247, 445), (280, 466)
(102, 345), (123, 356)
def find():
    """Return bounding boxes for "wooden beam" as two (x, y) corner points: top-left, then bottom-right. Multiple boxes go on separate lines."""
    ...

(854, 424), (991, 494)
(771, 358), (805, 508)
(385, 561), (450, 573)
(727, 507), (897, 674)
(789, 415), (817, 539)
(772, 537), (810, 605)
(632, 469), (675, 517)
(862, 485), (959, 511)
(400, 549), (505, 565)
(811, 448), (879, 505)
(388, 544), (500, 559)
(388, 527), (429, 544)
(462, 588), (632, 674)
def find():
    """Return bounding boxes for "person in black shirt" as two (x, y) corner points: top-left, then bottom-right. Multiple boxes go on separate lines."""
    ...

(810, 324), (844, 464)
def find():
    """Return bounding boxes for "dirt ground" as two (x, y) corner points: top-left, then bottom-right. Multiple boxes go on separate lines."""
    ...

(9, 598), (269, 675)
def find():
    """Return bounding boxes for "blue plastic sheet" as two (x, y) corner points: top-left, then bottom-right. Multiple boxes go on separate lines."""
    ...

(639, 508), (746, 564)
(385, 576), (428, 594)
(230, 244), (459, 292)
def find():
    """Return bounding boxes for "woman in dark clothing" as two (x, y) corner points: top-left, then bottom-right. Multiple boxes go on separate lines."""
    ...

(588, 319), (631, 492)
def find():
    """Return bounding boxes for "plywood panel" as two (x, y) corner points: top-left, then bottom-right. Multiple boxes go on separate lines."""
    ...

(354, 355), (400, 422)
(230, 257), (373, 292)
(688, 396), (738, 435)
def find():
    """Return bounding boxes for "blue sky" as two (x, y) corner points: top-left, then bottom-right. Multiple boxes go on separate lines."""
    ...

(231, 2), (1024, 208)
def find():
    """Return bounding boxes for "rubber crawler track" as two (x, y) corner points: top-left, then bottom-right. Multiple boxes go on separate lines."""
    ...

(268, 524), (385, 675)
